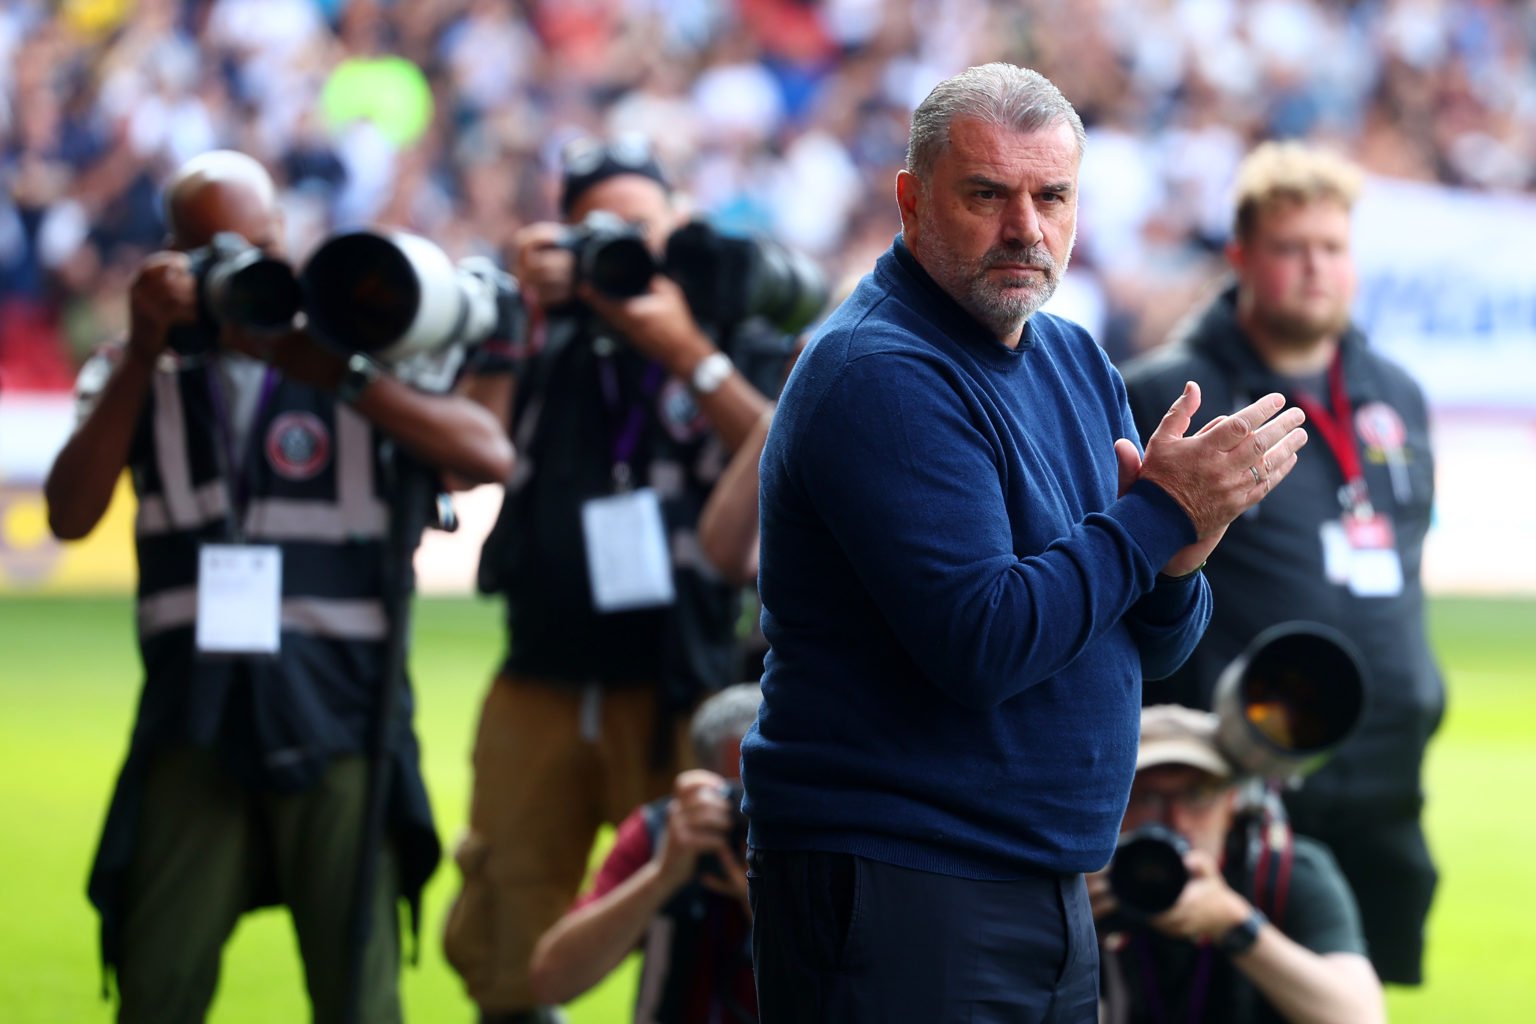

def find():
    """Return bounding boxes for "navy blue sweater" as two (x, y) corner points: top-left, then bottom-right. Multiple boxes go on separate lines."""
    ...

(741, 241), (1211, 878)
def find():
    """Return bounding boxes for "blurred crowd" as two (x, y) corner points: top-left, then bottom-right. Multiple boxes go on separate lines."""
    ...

(2, 0), (1532, 390)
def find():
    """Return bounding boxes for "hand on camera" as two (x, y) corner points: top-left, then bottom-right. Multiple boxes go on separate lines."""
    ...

(127, 252), (198, 364)
(512, 222), (577, 311)
(1117, 382), (1308, 576)
(655, 770), (738, 892)
(1148, 849), (1251, 943)
(577, 275), (714, 378)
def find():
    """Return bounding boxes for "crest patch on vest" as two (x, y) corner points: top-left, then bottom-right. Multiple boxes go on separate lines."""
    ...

(265, 412), (331, 480)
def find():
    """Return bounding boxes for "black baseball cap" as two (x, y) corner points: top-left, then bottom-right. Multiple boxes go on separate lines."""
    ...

(558, 134), (670, 216)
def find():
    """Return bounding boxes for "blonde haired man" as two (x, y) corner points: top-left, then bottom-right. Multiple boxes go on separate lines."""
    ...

(1122, 141), (1441, 986)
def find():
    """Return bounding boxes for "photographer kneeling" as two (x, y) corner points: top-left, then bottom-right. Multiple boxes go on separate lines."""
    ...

(529, 683), (761, 1024)
(1090, 706), (1384, 1024)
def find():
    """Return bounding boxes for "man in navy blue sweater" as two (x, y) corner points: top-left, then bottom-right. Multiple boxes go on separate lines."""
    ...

(741, 63), (1310, 1023)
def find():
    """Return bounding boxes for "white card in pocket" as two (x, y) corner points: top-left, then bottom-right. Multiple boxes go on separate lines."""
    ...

(196, 544), (282, 654)
(581, 488), (676, 612)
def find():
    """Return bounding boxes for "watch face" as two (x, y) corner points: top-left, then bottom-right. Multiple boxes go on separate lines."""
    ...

(690, 352), (732, 395)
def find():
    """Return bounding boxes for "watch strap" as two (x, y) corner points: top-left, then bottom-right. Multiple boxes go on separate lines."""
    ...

(688, 351), (734, 396)
(336, 352), (384, 405)
(1216, 906), (1267, 956)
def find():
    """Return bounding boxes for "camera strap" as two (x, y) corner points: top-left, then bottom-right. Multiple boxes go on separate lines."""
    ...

(1132, 937), (1214, 1024)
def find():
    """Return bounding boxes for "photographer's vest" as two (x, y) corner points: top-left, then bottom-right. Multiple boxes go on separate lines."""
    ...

(129, 358), (395, 792)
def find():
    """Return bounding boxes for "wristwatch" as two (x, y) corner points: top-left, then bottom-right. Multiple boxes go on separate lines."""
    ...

(336, 352), (384, 404)
(688, 351), (734, 396)
(1216, 906), (1268, 956)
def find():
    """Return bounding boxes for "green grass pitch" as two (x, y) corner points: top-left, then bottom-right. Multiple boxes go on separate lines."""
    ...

(1, 594), (1532, 1022)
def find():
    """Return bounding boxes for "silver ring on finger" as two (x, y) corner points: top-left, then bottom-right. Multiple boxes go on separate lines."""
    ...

(1249, 465), (1262, 486)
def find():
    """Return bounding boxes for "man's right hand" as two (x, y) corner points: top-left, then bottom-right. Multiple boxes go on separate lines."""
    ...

(654, 769), (735, 889)
(127, 251), (198, 364)
(512, 222), (576, 312)
(1134, 381), (1308, 556)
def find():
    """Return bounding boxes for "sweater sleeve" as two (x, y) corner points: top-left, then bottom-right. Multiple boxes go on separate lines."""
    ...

(793, 352), (1197, 710)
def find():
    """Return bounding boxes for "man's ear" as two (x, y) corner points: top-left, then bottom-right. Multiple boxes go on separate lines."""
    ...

(1224, 238), (1245, 276)
(896, 170), (921, 249)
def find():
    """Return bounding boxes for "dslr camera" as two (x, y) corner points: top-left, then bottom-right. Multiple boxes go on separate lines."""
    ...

(166, 232), (303, 356)
(1109, 622), (1368, 916)
(561, 213), (829, 337)
(697, 779), (749, 882)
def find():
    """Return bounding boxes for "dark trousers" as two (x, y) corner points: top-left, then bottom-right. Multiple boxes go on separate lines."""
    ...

(748, 849), (1098, 1024)
(115, 748), (401, 1024)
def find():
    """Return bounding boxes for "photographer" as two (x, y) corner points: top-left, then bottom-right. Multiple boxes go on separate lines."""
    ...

(1090, 706), (1384, 1024)
(442, 136), (800, 1024)
(528, 683), (760, 1023)
(45, 150), (512, 1023)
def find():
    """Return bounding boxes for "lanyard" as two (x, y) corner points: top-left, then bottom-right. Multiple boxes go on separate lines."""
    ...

(205, 362), (279, 537)
(597, 353), (664, 490)
(1288, 350), (1371, 517)
(1133, 935), (1215, 1024)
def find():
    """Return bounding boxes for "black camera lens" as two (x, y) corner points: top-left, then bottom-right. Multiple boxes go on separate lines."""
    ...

(664, 221), (828, 336)
(212, 258), (303, 332)
(184, 231), (301, 340)
(1109, 824), (1190, 915)
(564, 212), (656, 299)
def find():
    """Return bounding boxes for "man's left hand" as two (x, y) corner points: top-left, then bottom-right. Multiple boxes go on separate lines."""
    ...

(1149, 849), (1252, 943)
(576, 276), (715, 378)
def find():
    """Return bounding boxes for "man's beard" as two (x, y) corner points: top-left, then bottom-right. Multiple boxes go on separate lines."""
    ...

(1250, 300), (1351, 351)
(917, 213), (1071, 338)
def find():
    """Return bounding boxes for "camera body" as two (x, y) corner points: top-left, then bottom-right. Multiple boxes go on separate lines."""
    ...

(561, 213), (829, 338)
(560, 211), (658, 300)
(1110, 823), (1191, 916)
(167, 232), (302, 356)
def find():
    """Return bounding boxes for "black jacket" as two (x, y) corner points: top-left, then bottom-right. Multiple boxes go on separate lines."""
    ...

(1121, 286), (1444, 812)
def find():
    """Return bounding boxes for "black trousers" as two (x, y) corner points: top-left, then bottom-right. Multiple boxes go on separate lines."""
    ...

(748, 849), (1098, 1024)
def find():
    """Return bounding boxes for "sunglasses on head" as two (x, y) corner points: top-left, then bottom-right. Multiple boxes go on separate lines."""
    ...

(560, 133), (657, 176)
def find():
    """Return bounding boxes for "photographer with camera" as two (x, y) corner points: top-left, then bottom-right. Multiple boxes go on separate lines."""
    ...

(44, 149), (513, 1024)
(527, 683), (760, 1024)
(442, 135), (807, 1024)
(1090, 705), (1384, 1024)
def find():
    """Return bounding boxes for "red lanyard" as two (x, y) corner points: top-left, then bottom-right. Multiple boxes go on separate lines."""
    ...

(1289, 350), (1371, 516)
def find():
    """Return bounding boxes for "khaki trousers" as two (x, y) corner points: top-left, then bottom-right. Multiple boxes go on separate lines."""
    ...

(442, 673), (692, 1012)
